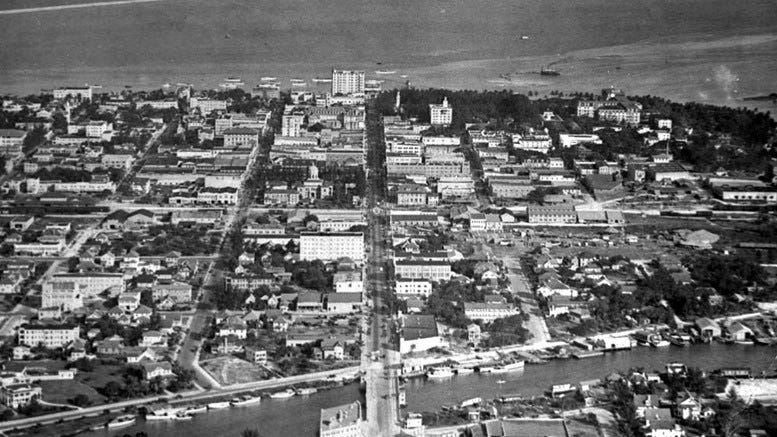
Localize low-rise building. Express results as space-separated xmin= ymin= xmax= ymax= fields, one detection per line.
xmin=320 ymin=401 xmax=363 ymax=437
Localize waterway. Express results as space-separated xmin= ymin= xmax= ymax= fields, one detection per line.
xmin=1 ymin=0 xmax=776 ymax=112
xmin=82 ymin=343 xmax=777 ymax=437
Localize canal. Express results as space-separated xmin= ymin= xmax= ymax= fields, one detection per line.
xmin=84 ymin=344 xmax=777 ymax=437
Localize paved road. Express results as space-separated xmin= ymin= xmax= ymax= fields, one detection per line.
xmin=362 ymin=104 xmax=401 ymax=437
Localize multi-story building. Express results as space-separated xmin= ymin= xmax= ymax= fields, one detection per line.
xmin=197 ymin=187 xmax=238 ymax=205
xmin=320 ymin=401 xmax=363 ymax=437
xmin=41 ymin=281 xmax=84 ymax=312
xmin=513 ymin=133 xmax=552 ymax=154
xmin=387 ymin=161 xmax=469 ymax=178
xmin=85 ymin=120 xmax=110 ymax=138
xmin=152 ymin=281 xmax=193 ymax=303
xmin=559 ymin=133 xmax=602 ymax=148
xmin=300 ymin=232 xmax=364 ymax=262
xmin=0 ymin=129 xmax=27 ymax=156
xmin=527 ymin=204 xmax=577 ymax=224
xmin=396 ymin=184 xmax=431 ymax=206
xmin=264 ymin=189 xmax=301 ymax=206
xmin=18 ymin=324 xmax=80 ymax=348
xmin=223 ymin=127 xmax=260 ymax=147
xmin=50 ymin=273 xmax=125 ymax=298
xmin=0 ymin=384 xmax=42 ymax=409
xmin=395 ymin=278 xmax=432 ymax=297
xmin=463 ymin=302 xmax=519 ymax=323
xmin=331 ymin=70 xmax=365 ymax=95
xmin=394 ymin=259 xmax=452 ymax=281
xmin=422 ymin=135 xmax=460 ymax=146
xmin=400 ymin=315 xmax=442 ymax=354
xmin=190 ymin=97 xmax=227 ymax=114
xmin=53 ymin=86 xmax=92 ymax=101
xmin=429 ymin=97 xmax=453 ymax=126
xmin=437 ymin=177 xmax=475 ymax=198
xmin=101 ymin=154 xmax=134 ymax=170
xmin=281 ymin=112 xmax=304 ymax=137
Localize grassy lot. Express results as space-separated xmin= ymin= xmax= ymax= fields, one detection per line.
xmin=201 ymin=356 xmax=271 ymax=385
xmin=75 ymin=364 xmax=125 ymax=391
xmin=38 ymin=380 xmax=105 ymax=405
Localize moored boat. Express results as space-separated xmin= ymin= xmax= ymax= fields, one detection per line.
xmin=145 ymin=406 xmax=181 ymax=420
xmin=270 ymin=389 xmax=296 ymax=399
xmin=107 ymin=415 xmax=136 ymax=429
xmin=297 ymin=387 xmax=318 ymax=395
xmin=426 ymin=367 xmax=455 ymax=379
xmin=174 ymin=412 xmax=193 ymax=421
xmin=491 ymin=361 xmax=525 ymax=373
xmin=455 ymin=367 xmax=474 ymax=375
xmin=231 ymin=395 xmax=262 ymax=407
xmin=478 ymin=366 xmax=495 ymax=373
xmin=184 ymin=405 xmax=207 ymax=415
xmin=260 ymin=76 xmax=277 ymax=81
xmin=375 ymin=70 xmax=396 ymax=74
xmin=207 ymin=401 xmax=231 ymax=410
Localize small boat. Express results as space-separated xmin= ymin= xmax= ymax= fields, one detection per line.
xmin=231 ymin=395 xmax=262 ymax=407
xmin=375 ymin=70 xmax=396 ymax=75
xmin=260 ymin=77 xmax=277 ymax=81
xmin=270 ymin=389 xmax=296 ymax=399
xmin=455 ymin=367 xmax=475 ymax=375
xmin=297 ymin=387 xmax=318 ymax=395
xmin=520 ymin=35 xmax=529 ymax=40
xmin=426 ymin=367 xmax=455 ymax=379
xmin=754 ymin=337 xmax=777 ymax=345
xmin=207 ymin=401 xmax=231 ymax=410
xmin=184 ymin=405 xmax=207 ymax=415
xmin=400 ymin=75 xmax=408 ymax=78
xmin=291 ymin=82 xmax=307 ymax=87
xmin=107 ymin=415 xmax=136 ymax=429
xmin=540 ymin=66 xmax=560 ymax=76
xmin=496 ymin=380 xmax=506 ymax=384
xmin=290 ymin=78 xmax=305 ymax=83
xmin=650 ymin=339 xmax=671 ymax=348
xmin=478 ymin=366 xmax=495 ymax=373
xmin=146 ymin=408 xmax=179 ymax=420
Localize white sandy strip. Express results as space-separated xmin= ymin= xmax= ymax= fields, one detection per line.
xmin=0 ymin=0 xmax=164 ymax=15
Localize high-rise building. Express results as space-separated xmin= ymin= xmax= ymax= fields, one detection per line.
xmin=429 ymin=97 xmax=453 ymax=126
xmin=331 ymin=70 xmax=365 ymax=95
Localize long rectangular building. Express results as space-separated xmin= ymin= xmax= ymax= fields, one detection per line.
xmin=300 ymin=232 xmax=364 ymax=262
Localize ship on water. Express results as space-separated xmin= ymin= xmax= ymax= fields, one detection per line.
xmin=540 ymin=65 xmax=560 ymax=76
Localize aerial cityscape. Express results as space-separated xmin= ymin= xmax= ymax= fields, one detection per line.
xmin=1 ymin=1 xmax=777 ymax=437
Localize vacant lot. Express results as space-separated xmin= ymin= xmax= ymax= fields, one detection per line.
xmin=39 ymin=380 xmax=105 ymax=406
xmin=201 ymin=356 xmax=271 ymax=386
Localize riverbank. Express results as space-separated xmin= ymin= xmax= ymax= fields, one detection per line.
xmin=0 ymin=365 xmax=360 ymax=435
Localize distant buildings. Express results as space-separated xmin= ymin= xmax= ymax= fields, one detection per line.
xmin=53 ymin=86 xmax=92 ymax=101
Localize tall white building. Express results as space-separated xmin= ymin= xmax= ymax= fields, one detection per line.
xmin=300 ymin=232 xmax=364 ymax=262
xmin=331 ymin=70 xmax=365 ymax=95
xmin=429 ymin=97 xmax=453 ymax=126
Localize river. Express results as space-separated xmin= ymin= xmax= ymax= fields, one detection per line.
xmin=81 ymin=343 xmax=776 ymax=437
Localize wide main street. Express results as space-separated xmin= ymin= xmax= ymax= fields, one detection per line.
xmin=363 ymin=103 xmax=401 ymax=436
